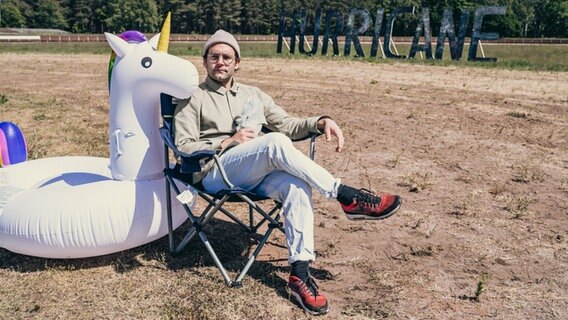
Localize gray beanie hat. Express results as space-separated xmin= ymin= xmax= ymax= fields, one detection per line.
xmin=203 ymin=29 xmax=241 ymax=58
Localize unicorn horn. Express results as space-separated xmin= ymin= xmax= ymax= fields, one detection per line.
xmin=157 ymin=12 xmax=171 ymax=52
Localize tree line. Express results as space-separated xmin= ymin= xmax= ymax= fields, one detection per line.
xmin=1 ymin=0 xmax=566 ymax=38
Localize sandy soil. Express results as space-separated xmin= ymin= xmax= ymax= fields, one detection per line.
xmin=1 ymin=53 xmax=567 ymax=319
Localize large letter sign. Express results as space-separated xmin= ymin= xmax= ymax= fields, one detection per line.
xmin=277 ymin=9 xmax=307 ymax=54
xmin=435 ymin=9 xmax=470 ymax=60
xmin=468 ymin=6 xmax=507 ymax=61
xmin=278 ymin=6 xmax=507 ymax=62
xmin=344 ymin=9 xmax=371 ymax=57
xmin=408 ymin=7 xmax=433 ymax=60
xmin=370 ymin=9 xmax=385 ymax=58
xmin=300 ymin=9 xmax=322 ymax=55
xmin=321 ymin=10 xmax=343 ymax=56
xmin=384 ymin=6 xmax=414 ymax=59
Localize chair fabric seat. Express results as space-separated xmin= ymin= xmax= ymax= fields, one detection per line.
xmin=166 ymin=165 xmax=272 ymax=202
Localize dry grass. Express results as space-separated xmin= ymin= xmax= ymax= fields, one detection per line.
xmin=1 ymin=53 xmax=567 ymax=319
xmin=398 ymin=172 xmax=433 ymax=192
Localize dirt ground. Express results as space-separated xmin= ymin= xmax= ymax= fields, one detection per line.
xmin=1 ymin=53 xmax=567 ymax=319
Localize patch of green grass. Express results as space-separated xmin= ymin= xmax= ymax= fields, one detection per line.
xmin=480 ymin=44 xmax=568 ymax=71
xmin=506 ymin=111 xmax=529 ymax=119
xmin=459 ymin=272 xmax=490 ymax=302
xmin=398 ymin=171 xmax=433 ymax=192
xmin=363 ymin=43 xmax=568 ymax=72
xmin=474 ymin=272 xmax=490 ymax=302
xmin=1 ymin=41 xmax=567 ymax=72
xmin=504 ymin=195 xmax=536 ymax=219
xmin=0 ymin=42 xmax=111 ymax=54
xmin=512 ymin=164 xmax=546 ymax=183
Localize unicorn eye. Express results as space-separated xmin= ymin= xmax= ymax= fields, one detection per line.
xmin=141 ymin=57 xmax=152 ymax=68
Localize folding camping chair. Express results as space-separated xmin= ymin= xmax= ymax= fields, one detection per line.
xmin=160 ymin=94 xmax=319 ymax=287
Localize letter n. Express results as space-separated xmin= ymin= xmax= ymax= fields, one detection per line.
xmin=435 ymin=9 xmax=470 ymax=60
xmin=409 ymin=7 xmax=433 ymax=59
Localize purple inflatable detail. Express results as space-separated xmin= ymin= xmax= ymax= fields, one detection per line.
xmin=0 ymin=121 xmax=27 ymax=166
xmin=119 ymin=30 xmax=148 ymax=43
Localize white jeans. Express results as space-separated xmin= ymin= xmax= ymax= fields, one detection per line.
xmin=202 ymin=132 xmax=341 ymax=263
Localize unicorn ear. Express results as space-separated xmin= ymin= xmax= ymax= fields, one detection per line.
xmin=149 ymin=33 xmax=160 ymax=50
xmin=105 ymin=32 xmax=132 ymax=58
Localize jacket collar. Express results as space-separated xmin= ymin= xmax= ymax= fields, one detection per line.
xmin=205 ymin=76 xmax=240 ymax=95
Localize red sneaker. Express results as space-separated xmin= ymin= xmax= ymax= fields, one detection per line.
xmin=288 ymin=275 xmax=329 ymax=315
xmin=341 ymin=188 xmax=401 ymax=220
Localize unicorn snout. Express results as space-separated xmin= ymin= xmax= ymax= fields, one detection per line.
xmin=185 ymin=84 xmax=199 ymax=99
xmin=172 ymin=65 xmax=200 ymax=99
xmin=167 ymin=81 xmax=198 ymax=100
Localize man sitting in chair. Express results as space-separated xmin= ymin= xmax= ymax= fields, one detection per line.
xmin=174 ymin=30 xmax=402 ymax=315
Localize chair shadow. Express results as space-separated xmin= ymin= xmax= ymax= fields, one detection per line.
xmin=164 ymin=217 xmax=333 ymax=300
xmin=0 ymin=216 xmax=332 ymax=301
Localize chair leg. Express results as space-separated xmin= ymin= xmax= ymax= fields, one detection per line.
xmin=199 ymin=192 xmax=253 ymax=233
xmin=198 ymin=231 xmax=234 ymax=286
xmin=174 ymin=204 xmax=215 ymax=254
xmin=252 ymin=203 xmax=284 ymax=233
xmin=165 ymin=175 xmax=224 ymax=254
xmin=165 ymin=175 xmax=175 ymax=253
xmin=169 ymin=190 xmax=236 ymax=285
xmin=249 ymin=204 xmax=254 ymax=231
xmin=174 ymin=196 xmax=230 ymax=254
xmin=165 ymin=174 xmax=285 ymax=287
xmin=238 ymin=195 xmax=285 ymax=234
xmin=233 ymin=213 xmax=281 ymax=287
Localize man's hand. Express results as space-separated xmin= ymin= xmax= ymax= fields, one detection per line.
xmin=317 ymin=118 xmax=345 ymax=152
xmin=221 ymin=127 xmax=256 ymax=149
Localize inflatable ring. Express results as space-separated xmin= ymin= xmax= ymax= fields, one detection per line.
xmin=0 ymin=15 xmax=200 ymax=258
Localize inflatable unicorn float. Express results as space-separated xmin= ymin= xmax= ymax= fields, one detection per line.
xmin=0 ymin=14 xmax=199 ymax=258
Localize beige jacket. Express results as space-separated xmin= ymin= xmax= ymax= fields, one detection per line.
xmin=174 ymin=76 xmax=326 ymax=183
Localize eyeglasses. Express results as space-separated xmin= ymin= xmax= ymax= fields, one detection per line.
xmin=207 ymin=53 xmax=236 ymax=65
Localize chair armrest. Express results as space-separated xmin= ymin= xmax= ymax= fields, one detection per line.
xmin=160 ymin=126 xmax=217 ymax=173
xmin=260 ymin=127 xmax=322 ymax=160
xmin=260 ymin=127 xmax=321 ymax=142
xmin=179 ymin=150 xmax=217 ymax=174
xmin=211 ymin=154 xmax=235 ymax=190
xmin=307 ymin=133 xmax=319 ymax=161
xmin=290 ymin=131 xmax=322 ymax=143
xmin=293 ymin=132 xmax=322 ymax=161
